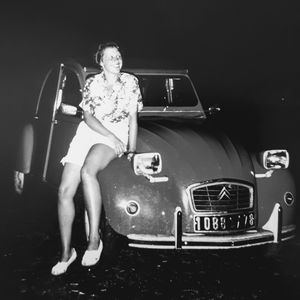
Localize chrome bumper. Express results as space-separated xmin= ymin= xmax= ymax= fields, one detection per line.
xmin=127 ymin=203 xmax=296 ymax=250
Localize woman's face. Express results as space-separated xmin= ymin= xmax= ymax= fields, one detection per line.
xmin=100 ymin=47 xmax=123 ymax=75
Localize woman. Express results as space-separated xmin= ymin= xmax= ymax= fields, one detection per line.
xmin=51 ymin=42 xmax=143 ymax=276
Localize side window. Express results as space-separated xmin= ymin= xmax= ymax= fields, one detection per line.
xmin=37 ymin=67 xmax=59 ymax=120
xmin=61 ymin=69 xmax=82 ymax=107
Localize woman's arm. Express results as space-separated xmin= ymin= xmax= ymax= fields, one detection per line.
xmin=83 ymin=111 xmax=113 ymax=137
xmin=83 ymin=111 xmax=126 ymax=155
xmin=127 ymin=111 xmax=138 ymax=160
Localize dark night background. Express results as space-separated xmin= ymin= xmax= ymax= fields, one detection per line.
xmin=0 ymin=0 xmax=300 ymax=299
xmin=1 ymin=0 xmax=300 ymax=175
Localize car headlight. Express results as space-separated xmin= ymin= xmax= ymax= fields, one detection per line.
xmin=262 ymin=149 xmax=289 ymax=169
xmin=133 ymin=153 xmax=162 ymax=176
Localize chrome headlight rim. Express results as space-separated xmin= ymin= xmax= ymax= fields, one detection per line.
xmin=262 ymin=149 xmax=289 ymax=170
xmin=133 ymin=152 xmax=162 ymax=176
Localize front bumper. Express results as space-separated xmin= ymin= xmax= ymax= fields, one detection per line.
xmin=127 ymin=203 xmax=296 ymax=249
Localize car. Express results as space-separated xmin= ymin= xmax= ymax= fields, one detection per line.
xmin=14 ymin=59 xmax=296 ymax=250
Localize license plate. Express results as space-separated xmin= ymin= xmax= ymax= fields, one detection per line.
xmin=193 ymin=213 xmax=255 ymax=232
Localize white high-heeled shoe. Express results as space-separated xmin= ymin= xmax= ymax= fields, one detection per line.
xmin=51 ymin=248 xmax=77 ymax=276
xmin=81 ymin=240 xmax=103 ymax=267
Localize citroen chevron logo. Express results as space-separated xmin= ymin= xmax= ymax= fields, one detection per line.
xmin=218 ymin=187 xmax=231 ymax=200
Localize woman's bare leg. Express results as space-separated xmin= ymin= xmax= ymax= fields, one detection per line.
xmin=81 ymin=144 xmax=117 ymax=250
xmin=57 ymin=163 xmax=81 ymax=261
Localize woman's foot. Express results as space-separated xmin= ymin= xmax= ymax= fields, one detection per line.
xmin=51 ymin=248 xmax=77 ymax=276
xmin=81 ymin=239 xmax=103 ymax=266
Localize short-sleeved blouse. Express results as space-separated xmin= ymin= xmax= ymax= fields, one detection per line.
xmin=60 ymin=72 xmax=143 ymax=166
xmin=80 ymin=72 xmax=143 ymax=123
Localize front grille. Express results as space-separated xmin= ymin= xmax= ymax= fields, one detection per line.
xmin=189 ymin=182 xmax=253 ymax=212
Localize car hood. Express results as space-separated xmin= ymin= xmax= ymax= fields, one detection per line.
xmin=138 ymin=119 xmax=255 ymax=186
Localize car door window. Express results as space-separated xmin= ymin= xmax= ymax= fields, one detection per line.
xmin=60 ymin=68 xmax=82 ymax=107
xmin=36 ymin=67 xmax=60 ymax=121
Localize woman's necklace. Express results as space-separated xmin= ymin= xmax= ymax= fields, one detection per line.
xmin=103 ymin=72 xmax=120 ymax=99
xmin=104 ymin=84 xmax=114 ymax=98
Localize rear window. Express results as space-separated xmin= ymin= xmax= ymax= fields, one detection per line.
xmin=137 ymin=75 xmax=198 ymax=107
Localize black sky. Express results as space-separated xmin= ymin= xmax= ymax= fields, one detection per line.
xmin=1 ymin=0 xmax=300 ymax=166
xmin=2 ymin=1 xmax=299 ymax=82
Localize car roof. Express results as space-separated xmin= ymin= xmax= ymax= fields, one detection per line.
xmin=83 ymin=67 xmax=189 ymax=77
xmin=123 ymin=69 xmax=189 ymax=76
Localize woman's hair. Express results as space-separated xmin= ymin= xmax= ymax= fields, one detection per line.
xmin=94 ymin=41 xmax=120 ymax=66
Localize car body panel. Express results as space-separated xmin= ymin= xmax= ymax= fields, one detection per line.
xmin=15 ymin=59 xmax=296 ymax=250
xmin=251 ymin=154 xmax=296 ymax=227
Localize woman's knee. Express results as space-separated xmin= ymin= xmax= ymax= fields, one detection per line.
xmin=83 ymin=145 xmax=116 ymax=174
xmin=81 ymin=164 xmax=98 ymax=182
xmin=58 ymin=184 xmax=75 ymax=204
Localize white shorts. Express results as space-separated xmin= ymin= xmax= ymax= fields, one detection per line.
xmin=61 ymin=121 xmax=129 ymax=167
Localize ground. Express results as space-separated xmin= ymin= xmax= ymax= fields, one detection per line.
xmin=0 ymin=170 xmax=299 ymax=300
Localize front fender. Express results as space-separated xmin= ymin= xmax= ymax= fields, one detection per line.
xmin=251 ymin=154 xmax=296 ymax=227
xmin=98 ymin=156 xmax=179 ymax=236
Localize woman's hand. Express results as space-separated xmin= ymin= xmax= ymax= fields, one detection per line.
xmin=126 ymin=152 xmax=135 ymax=161
xmin=109 ymin=134 xmax=126 ymax=156
xmin=83 ymin=112 xmax=127 ymax=156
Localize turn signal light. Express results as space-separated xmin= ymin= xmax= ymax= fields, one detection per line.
xmin=126 ymin=201 xmax=140 ymax=215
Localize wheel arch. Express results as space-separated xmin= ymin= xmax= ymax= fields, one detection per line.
xmin=15 ymin=123 xmax=34 ymax=174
